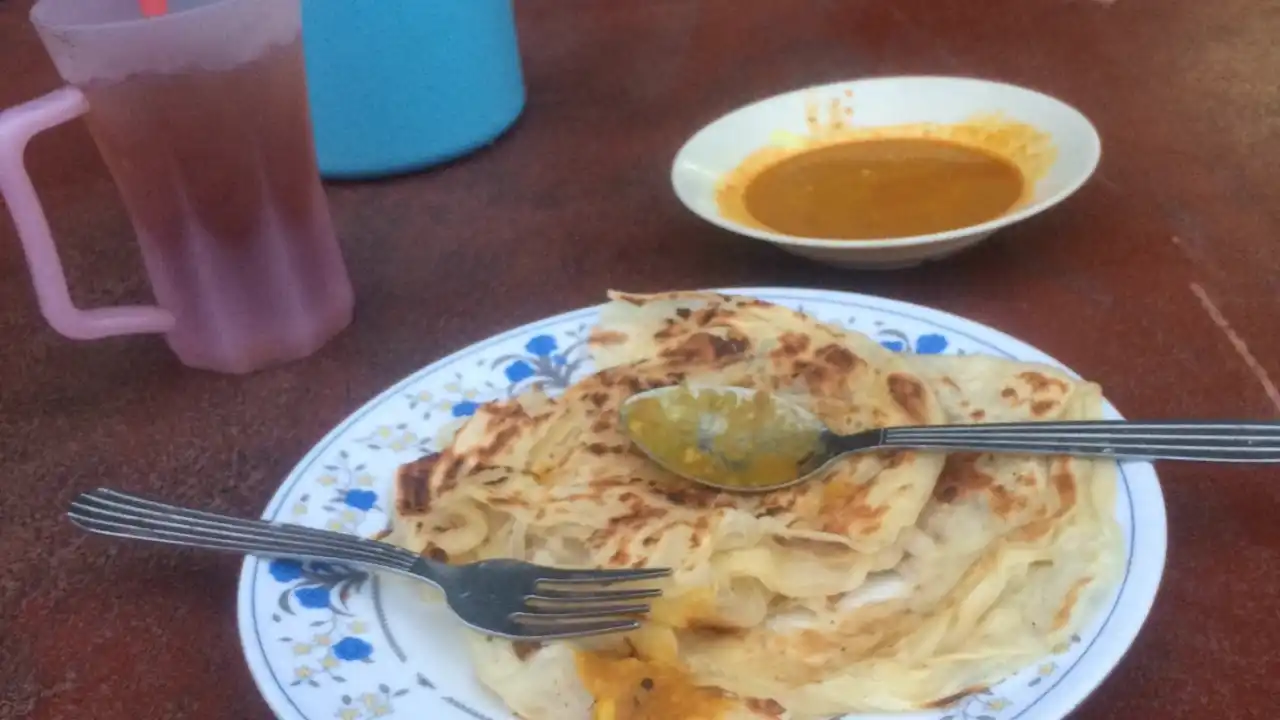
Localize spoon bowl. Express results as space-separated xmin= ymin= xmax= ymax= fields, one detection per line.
xmin=619 ymin=384 xmax=859 ymax=493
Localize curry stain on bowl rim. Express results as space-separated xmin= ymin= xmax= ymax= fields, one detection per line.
xmin=670 ymin=76 xmax=1102 ymax=269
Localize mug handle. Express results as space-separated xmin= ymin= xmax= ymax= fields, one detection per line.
xmin=0 ymin=86 xmax=175 ymax=340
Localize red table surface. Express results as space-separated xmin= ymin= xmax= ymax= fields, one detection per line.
xmin=3 ymin=0 xmax=1279 ymax=717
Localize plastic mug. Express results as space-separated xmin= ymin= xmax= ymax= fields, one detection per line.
xmin=0 ymin=0 xmax=354 ymax=374
xmin=301 ymin=0 xmax=526 ymax=179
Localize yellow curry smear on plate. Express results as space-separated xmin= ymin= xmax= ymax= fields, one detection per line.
xmin=716 ymin=105 xmax=1056 ymax=241
xmin=576 ymin=651 xmax=734 ymax=720
xmin=625 ymin=386 xmax=821 ymax=489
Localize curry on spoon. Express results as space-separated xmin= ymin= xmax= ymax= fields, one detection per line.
xmin=620 ymin=385 xmax=1280 ymax=493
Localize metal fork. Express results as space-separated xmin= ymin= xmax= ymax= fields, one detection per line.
xmin=68 ymin=489 xmax=670 ymax=641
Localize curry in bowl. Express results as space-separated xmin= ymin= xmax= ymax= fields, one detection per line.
xmin=715 ymin=111 xmax=1056 ymax=242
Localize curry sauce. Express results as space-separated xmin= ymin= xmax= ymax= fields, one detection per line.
xmin=739 ymin=137 xmax=1024 ymax=240
xmin=576 ymin=651 xmax=734 ymax=720
xmin=624 ymin=386 xmax=821 ymax=489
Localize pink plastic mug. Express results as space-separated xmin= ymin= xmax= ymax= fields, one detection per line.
xmin=0 ymin=0 xmax=354 ymax=374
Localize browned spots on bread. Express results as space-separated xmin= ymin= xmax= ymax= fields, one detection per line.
xmin=1051 ymin=466 xmax=1078 ymax=514
xmin=654 ymin=319 xmax=681 ymax=341
xmin=396 ymin=453 xmax=439 ymax=515
xmin=818 ymin=476 xmax=889 ymax=535
xmin=815 ymin=343 xmax=862 ymax=372
xmin=923 ymin=686 xmax=988 ymax=709
xmin=1031 ymin=399 xmax=1059 ymax=417
xmin=1010 ymin=518 xmax=1054 ymax=542
xmin=888 ymin=373 xmax=931 ymax=425
xmin=512 ymin=641 xmax=543 ymax=661
xmin=933 ymin=453 xmax=993 ymax=503
xmin=877 ymin=450 xmax=909 ymax=469
xmin=692 ymin=306 xmax=721 ymax=327
xmin=659 ymin=331 xmax=751 ymax=364
xmin=590 ymin=329 xmax=628 ymax=346
xmin=1052 ymin=578 xmax=1091 ymax=630
xmin=1018 ymin=371 xmax=1069 ymax=394
xmin=771 ymin=332 xmax=811 ymax=358
xmin=988 ymin=485 xmax=1028 ymax=519
xmin=585 ymin=442 xmax=630 ymax=455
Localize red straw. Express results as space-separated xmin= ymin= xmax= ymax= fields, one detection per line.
xmin=138 ymin=0 xmax=168 ymax=17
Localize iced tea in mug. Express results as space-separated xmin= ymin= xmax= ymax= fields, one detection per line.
xmin=0 ymin=0 xmax=354 ymax=374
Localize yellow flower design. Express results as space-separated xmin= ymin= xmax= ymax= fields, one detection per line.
xmin=294 ymin=666 xmax=313 ymax=680
xmin=340 ymin=509 xmax=359 ymax=523
xmin=463 ymin=389 xmax=479 ymax=400
xmin=291 ymin=502 xmax=308 ymax=517
xmin=415 ymin=390 xmax=434 ymax=402
xmin=444 ymin=381 xmax=462 ymax=393
xmin=317 ymin=475 xmax=337 ymax=487
xmin=313 ymin=634 xmax=332 ymax=646
xmin=356 ymin=474 xmax=375 ymax=487
xmin=376 ymin=426 xmax=393 ymax=438
xmin=320 ymin=654 xmax=340 ymax=670
xmin=986 ymin=698 xmax=1010 ymax=711
xmin=1038 ymin=662 xmax=1056 ymax=676
xmin=337 ymin=708 xmax=361 ymax=720
xmin=292 ymin=643 xmax=312 ymax=656
xmin=388 ymin=432 xmax=418 ymax=452
xmin=371 ymin=706 xmax=391 ymax=718
xmin=360 ymin=693 xmax=382 ymax=710
xmin=326 ymin=519 xmax=346 ymax=531
xmin=348 ymin=620 xmax=368 ymax=634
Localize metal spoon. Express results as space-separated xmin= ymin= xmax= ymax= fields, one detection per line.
xmin=619 ymin=385 xmax=1280 ymax=493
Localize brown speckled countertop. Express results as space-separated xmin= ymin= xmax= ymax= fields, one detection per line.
xmin=4 ymin=0 xmax=1280 ymax=717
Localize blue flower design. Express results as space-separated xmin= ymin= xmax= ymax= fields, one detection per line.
xmin=914 ymin=334 xmax=949 ymax=354
xmin=332 ymin=637 xmax=374 ymax=662
xmin=343 ymin=489 xmax=377 ymax=511
xmin=525 ymin=335 xmax=558 ymax=357
xmin=504 ymin=360 xmax=536 ymax=383
xmin=451 ymin=401 xmax=479 ymax=417
xmin=553 ymin=353 xmax=567 ymax=367
xmin=295 ymin=586 xmax=331 ymax=609
xmin=880 ymin=340 xmax=906 ymax=353
xmin=268 ymin=558 xmax=304 ymax=583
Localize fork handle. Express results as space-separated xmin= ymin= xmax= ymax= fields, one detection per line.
xmin=67 ymin=488 xmax=433 ymax=579
xmin=880 ymin=420 xmax=1280 ymax=462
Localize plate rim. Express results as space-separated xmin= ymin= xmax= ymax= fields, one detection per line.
xmin=237 ymin=286 xmax=1167 ymax=720
xmin=669 ymin=75 xmax=1103 ymax=250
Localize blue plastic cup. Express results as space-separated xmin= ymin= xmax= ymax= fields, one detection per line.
xmin=301 ymin=0 xmax=526 ymax=179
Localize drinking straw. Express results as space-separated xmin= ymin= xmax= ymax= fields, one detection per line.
xmin=138 ymin=0 xmax=168 ymax=17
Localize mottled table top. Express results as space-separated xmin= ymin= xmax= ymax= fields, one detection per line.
xmin=3 ymin=0 xmax=1279 ymax=717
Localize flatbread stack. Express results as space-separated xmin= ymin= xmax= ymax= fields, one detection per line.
xmin=385 ymin=291 xmax=1123 ymax=720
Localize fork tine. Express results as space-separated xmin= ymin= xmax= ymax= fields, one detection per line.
xmin=510 ymin=618 xmax=642 ymax=640
xmin=512 ymin=603 xmax=650 ymax=621
xmin=533 ymin=566 xmax=672 ymax=585
xmin=526 ymin=587 xmax=662 ymax=604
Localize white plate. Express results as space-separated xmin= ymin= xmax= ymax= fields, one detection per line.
xmin=671 ymin=77 xmax=1102 ymax=269
xmin=237 ymin=288 xmax=1165 ymax=720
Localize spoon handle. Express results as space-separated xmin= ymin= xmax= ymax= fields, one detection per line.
xmin=878 ymin=420 xmax=1280 ymax=462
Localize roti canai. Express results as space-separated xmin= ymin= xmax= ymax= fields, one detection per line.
xmin=384 ymin=291 xmax=1123 ymax=719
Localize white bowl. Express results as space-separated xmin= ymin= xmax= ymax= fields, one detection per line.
xmin=671 ymin=76 xmax=1101 ymax=269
